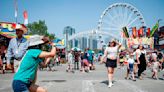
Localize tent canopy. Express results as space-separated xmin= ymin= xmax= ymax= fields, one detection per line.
xmin=0 ymin=22 xmax=30 ymax=39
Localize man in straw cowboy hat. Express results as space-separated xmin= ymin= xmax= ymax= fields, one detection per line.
xmin=6 ymin=23 xmax=29 ymax=72
xmin=12 ymin=35 xmax=56 ymax=92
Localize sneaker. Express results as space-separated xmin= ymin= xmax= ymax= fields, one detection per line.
xmin=108 ymin=83 xmax=114 ymax=88
xmin=125 ymin=77 xmax=128 ymax=80
xmin=139 ymin=76 xmax=143 ymax=80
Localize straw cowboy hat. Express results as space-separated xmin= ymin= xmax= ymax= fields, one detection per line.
xmin=28 ymin=35 xmax=50 ymax=47
xmin=15 ymin=24 xmax=28 ymax=34
xmin=111 ymin=39 xmax=117 ymax=43
xmin=28 ymin=35 xmax=44 ymax=47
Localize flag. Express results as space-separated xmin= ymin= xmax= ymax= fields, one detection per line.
xmin=139 ymin=27 xmax=144 ymax=37
xmin=14 ymin=0 xmax=18 ymax=18
xmin=150 ymin=22 xmax=159 ymax=37
xmin=138 ymin=29 xmax=140 ymax=37
xmin=132 ymin=27 xmax=137 ymax=38
xmin=122 ymin=27 xmax=129 ymax=38
xmin=23 ymin=10 xmax=28 ymax=25
xmin=146 ymin=28 xmax=150 ymax=37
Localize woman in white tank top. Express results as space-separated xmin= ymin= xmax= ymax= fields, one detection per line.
xmin=101 ymin=40 xmax=121 ymax=88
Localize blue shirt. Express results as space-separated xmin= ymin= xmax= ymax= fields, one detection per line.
xmin=13 ymin=49 xmax=43 ymax=84
xmin=7 ymin=37 xmax=28 ymax=60
xmin=83 ymin=52 xmax=88 ymax=59
xmin=87 ymin=50 xmax=93 ymax=61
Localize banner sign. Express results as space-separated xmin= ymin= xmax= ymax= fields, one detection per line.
xmin=127 ymin=37 xmax=154 ymax=49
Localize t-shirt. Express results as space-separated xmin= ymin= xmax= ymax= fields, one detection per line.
xmin=13 ymin=49 xmax=43 ymax=84
xmin=87 ymin=50 xmax=93 ymax=61
xmin=105 ymin=46 xmax=118 ymax=59
xmin=83 ymin=52 xmax=88 ymax=59
xmin=74 ymin=52 xmax=79 ymax=61
xmin=152 ymin=53 xmax=157 ymax=59
xmin=127 ymin=58 xmax=134 ymax=64
xmin=152 ymin=62 xmax=159 ymax=69
xmin=68 ymin=53 xmax=73 ymax=62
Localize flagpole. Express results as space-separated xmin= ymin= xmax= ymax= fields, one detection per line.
xmin=14 ymin=0 xmax=18 ymax=23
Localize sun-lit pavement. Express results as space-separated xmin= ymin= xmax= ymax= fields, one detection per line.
xmin=0 ymin=63 xmax=164 ymax=92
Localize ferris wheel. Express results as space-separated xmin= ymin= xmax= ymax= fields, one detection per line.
xmin=98 ymin=3 xmax=146 ymax=39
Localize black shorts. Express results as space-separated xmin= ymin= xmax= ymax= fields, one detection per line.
xmin=162 ymin=62 xmax=164 ymax=69
xmin=106 ymin=58 xmax=117 ymax=68
xmin=120 ymin=62 xmax=123 ymax=64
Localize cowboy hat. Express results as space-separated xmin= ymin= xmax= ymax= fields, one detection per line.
xmin=15 ymin=24 xmax=28 ymax=34
xmin=111 ymin=39 xmax=116 ymax=42
xmin=28 ymin=35 xmax=44 ymax=47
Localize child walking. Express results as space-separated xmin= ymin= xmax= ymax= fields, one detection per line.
xmin=151 ymin=57 xmax=161 ymax=80
xmin=126 ymin=53 xmax=136 ymax=81
xmin=66 ymin=50 xmax=74 ymax=73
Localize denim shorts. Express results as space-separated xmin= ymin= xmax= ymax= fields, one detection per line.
xmin=129 ymin=63 xmax=134 ymax=73
xmin=12 ymin=80 xmax=31 ymax=92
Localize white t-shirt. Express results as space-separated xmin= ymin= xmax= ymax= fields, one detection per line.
xmin=152 ymin=53 xmax=157 ymax=59
xmin=127 ymin=58 xmax=135 ymax=64
xmin=68 ymin=53 xmax=73 ymax=62
xmin=105 ymin=46 xmax=118 ymax=59
xmin=55 ymin=58 xmax=58 ymax=62
xmin=152 ymin=61 xmax=159 ymax=70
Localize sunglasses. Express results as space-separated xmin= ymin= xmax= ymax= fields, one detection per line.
xmin=16 ymin=29 xmax=23 ymax=31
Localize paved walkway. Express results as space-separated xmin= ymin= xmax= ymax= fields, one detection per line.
xmin=0 ymin=63 xmax=164 ymax=92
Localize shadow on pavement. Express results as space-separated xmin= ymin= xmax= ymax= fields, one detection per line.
xmin=101 ymin=80 xmax=117 ymax=85
xmin=100 ymin=80 xmax=108 ymax=85
xmin=146 ymin=77 xmax=164 ymax=80
xmin=40 ymin=80 xmax=66 ymax=83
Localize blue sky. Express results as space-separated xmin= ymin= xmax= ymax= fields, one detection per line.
xmin=0 ymin=0 xmax=164 ymax=38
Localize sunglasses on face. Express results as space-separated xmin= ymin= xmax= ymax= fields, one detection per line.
xmin=16 ymin=29 xmax=23 ymax=32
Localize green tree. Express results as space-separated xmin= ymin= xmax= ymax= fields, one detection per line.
xmin=27 ymin=20 xmax=55 ymax=40
xmin=48 ymin=33 xmax=56 ymax=41
xmin=27 ymin=20 xmax=48 ymax=35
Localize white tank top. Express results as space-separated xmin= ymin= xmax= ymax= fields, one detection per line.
xmin=105 ymin=46 xmax=118 ymax=59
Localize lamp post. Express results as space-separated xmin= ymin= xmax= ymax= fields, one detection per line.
xmin=65 ymin=30 xmax=68 ymax=61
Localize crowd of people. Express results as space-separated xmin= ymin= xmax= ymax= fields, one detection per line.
xmin=66 ymin=48 xmax=96 ymax=73
xmin=0 ymin=24 xmax=164 ymax=91
xmin=100 ymin=39 xmax=164 ymax=88
xmin=121 ymin=46 xmax=164 ymax=81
